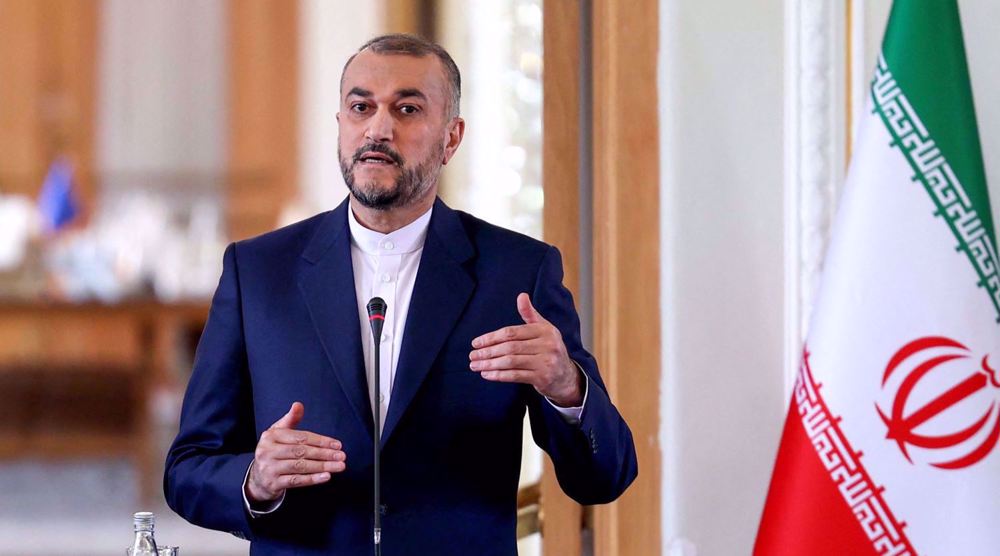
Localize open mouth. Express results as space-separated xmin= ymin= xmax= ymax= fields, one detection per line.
xmin=357 ymin=152 xmax=398 ymax=165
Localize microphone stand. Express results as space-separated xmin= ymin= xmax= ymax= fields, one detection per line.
xmin=366 ymin=298 xmax=387 ymax=556
xmin=373 ymin=332 xmax=382 ymax=556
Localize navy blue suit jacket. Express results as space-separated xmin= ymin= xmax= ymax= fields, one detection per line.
xmin=164 ymin=197 xmax=637 ymax=555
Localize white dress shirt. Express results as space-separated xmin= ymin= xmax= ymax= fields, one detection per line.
xmin=348 ymin=203 xmax=432 ymax=433
xmin=245 ymin=203 xmax=587 ymax=515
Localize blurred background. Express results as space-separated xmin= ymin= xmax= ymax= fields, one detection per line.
xmin=0 ymin=0 xmax=997 ymax=555
xmin=0 ymin=0 xmax=546 ymax=553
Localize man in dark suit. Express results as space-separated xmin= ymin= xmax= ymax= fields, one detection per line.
xmin=164 ymin=34 xmax=637 ymax=555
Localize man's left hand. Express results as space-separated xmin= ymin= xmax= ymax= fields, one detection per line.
xmin=470 ymin=293 xmax=583 ymax=407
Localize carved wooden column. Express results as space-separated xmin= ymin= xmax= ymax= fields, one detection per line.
xmin=590 ymin=0 xmax=661 ymax=554
xmin=385 ymin=0 xmax=435 ymax=37
xmin=541 ymin=1 xmax=585 ymax=553
xmin=227 ymin=0 xmax=300 ymax=240
xmin=0 ymin=0 xmax=96 ymax=210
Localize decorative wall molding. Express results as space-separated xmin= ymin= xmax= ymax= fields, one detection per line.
xmin=783 ymin=0 xmax=849 ymax=396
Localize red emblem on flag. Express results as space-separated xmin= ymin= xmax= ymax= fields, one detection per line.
xmin=876 ymin=336 xmax=1000 ymax=470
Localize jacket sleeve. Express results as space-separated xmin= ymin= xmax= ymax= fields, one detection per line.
xmin=525 ymin=245 xmax=639 ymax=505
xmin=163 ymin=242 xmax=259 ymax=540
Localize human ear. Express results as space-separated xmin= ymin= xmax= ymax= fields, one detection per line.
xmin=442 ymin=117 xmax=465 ymax=165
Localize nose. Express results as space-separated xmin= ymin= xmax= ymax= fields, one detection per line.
xmin=364 ymin=106 xmax=394 ymax=143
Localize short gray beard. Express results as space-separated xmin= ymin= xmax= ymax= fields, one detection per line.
xmin=339 ymin=145 xmax=442 ymax=211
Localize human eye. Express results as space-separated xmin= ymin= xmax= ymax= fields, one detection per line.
xmin=351 ymin=102 xmax=370 ymax=113
xmin=399 ymin=104 xmax=421 ymax=115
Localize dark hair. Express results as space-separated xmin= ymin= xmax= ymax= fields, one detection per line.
xmin=341 ymin=33 xmax=462 ymax=117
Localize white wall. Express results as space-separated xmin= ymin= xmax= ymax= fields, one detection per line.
xmin=297 ymin=0 xmax=384 ymax=215
xmin=964 ymin=1 xmax=1000 ymax=218
xmin=97 ymin=0 xmax=225 ymax=174
xmin=658 ymin=1 xmax=786 ymax=555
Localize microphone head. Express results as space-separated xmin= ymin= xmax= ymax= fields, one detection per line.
xmin=366 ymin=297 xmax=387 ymax=337
xmin=366 ymin=297 xmax=387 ymax=318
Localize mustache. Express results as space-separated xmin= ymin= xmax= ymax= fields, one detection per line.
xmin=352 ymin=143 xmax=404 ymax=166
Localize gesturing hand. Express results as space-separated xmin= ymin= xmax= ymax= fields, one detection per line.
xmin=245 ymin=402 xmax=347 ymax=503
xmin=469 ymin=293 xmax=583 ymax=407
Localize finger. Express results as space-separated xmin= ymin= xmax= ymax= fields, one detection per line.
xmin=270 ymin=401 xmax=305 ymax=430
xmin=469 ymin=338 xmax=544 ymax=361
xmin=472 ymin=324 xmax=536 ymax=349
xmin=479 ymin=370 xmax=535 ymax=384
xmin=470 ymin=354 xmax=537 ymax=372
xmin=277 ymin=471 xmax=337 ymax=490
xmin=274 ymin=444 xmax=347 ymax=462
xmin=276 ymin=458 xmax=346 ymax=476
xmin=267 ymin=428 xmax=342 ymax=450
xmin=516 ymin=293 xmax=546 ymax=325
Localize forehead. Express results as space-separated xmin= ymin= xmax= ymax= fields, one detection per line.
xmin=341 ymin=50 xmax=448 ymax=101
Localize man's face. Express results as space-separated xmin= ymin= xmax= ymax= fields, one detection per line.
xmin=338 ymin=50 xmax=463 ymax=211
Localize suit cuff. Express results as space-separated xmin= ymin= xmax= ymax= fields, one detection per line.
xmin=545 ymin=361 xmax=589 ymax=425
xmin=243 ymin=460 xmax=285 ymax=517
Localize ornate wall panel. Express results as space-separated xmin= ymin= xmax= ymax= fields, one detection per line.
xmin=783 ymin=0 xmax=849 ymax=395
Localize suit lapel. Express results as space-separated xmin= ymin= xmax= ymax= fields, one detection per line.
xmin=298 ymin=200 xmax=374 ymax=441
xmin=382 ymin=199 xmax=475 ymax=446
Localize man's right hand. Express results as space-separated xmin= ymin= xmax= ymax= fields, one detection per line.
xmin=246 ymin=402 xmax=347 ymax=503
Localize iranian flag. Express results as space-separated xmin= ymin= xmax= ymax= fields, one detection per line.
xmin=755 ymin=2 xmax=1000 ymax=555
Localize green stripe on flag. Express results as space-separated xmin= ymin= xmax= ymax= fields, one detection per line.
xmin=870 ymin=0 xmax=1000 ymax=321
xmin=881 ymin=0 xmax=994 ymax=241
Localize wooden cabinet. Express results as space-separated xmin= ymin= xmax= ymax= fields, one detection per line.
xmin=0 ymin=302 xmax=208 ymax=503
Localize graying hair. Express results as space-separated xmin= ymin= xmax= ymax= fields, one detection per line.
xmin=341 ymin=33 xmax=462 ymax=117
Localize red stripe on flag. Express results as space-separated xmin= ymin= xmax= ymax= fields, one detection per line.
xmin=755 ymin=347 xmax=917 ymax=556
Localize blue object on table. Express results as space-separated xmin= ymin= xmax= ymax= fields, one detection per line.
xmin=37 ymin=157 xmax=79 ymax=232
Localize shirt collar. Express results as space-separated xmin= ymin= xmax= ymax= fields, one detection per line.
xmin=347 ymin=202 xmax=433 ymax=255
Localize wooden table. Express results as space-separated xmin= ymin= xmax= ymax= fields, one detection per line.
xmin=0 ymin=300 xmax=209 ymax=503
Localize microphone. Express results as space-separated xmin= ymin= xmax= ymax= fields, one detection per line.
xmin=367 ymin=297 xmax=387 ymax=340
xmin=366 ymin=297 xmax=387 ymax=556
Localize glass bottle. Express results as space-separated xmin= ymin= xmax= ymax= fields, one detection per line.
xmin=129 ymin=511 xmax=159 ymax=556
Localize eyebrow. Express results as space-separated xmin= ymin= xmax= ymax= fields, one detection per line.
xmin=345 ymin=87 xmax=427 ymax=102
xmin=395 ymin=88 xmax=427 ymax=101
xmin=347 ymin=87 xmax=373 ymax=98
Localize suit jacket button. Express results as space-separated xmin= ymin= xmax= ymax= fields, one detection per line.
xmin=379 ymin=504 xmax=388 ymax=516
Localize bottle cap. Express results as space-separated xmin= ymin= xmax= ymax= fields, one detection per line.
xmin=133 ymin=511 xmax=155 ymax=531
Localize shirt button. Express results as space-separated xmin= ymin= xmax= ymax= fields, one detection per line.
xmin=379 ymin=393 xmax=385 ymax=403
xmin=383 ymin=240 xmax=394 ymax=250
xmin=381 ymin=332 xmax=389 ymax=342
xmin=381 ymin=273 xmax=392 ymax=283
